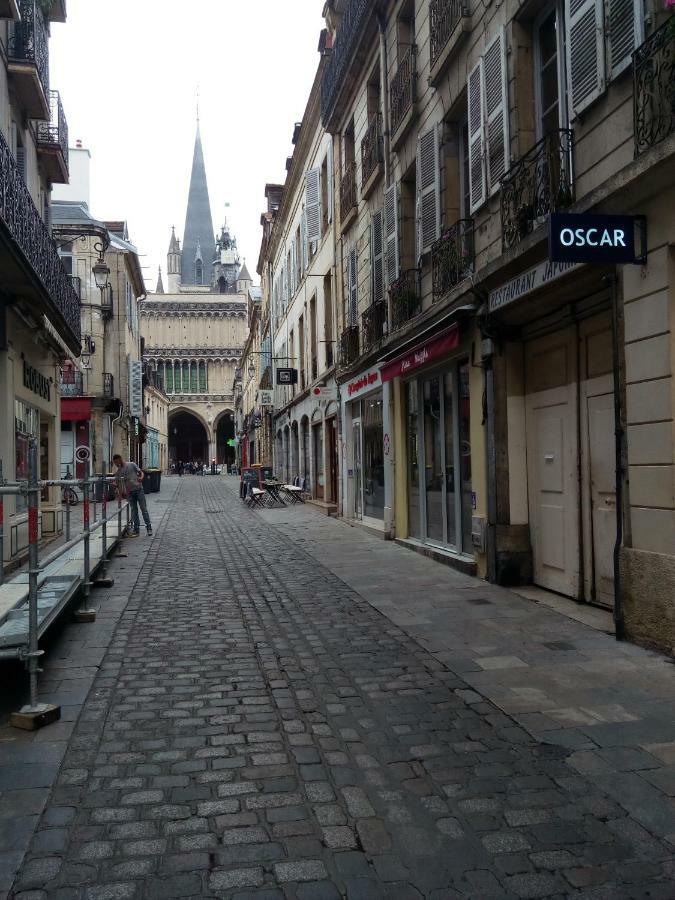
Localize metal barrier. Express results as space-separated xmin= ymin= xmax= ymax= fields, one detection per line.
xmin=0 ymin=441 xmax=128 ymax=729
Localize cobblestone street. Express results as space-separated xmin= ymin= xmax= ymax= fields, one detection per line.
xmin=6 ymin=477 xmax=675 ymax=899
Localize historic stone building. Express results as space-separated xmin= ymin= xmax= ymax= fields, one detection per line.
xmin=141 ymin=124 xmax=250 ymax=468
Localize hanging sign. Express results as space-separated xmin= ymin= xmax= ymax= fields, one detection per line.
xmin=257 ymin=389 xmax=274 ymax=407
xmin=549 ymin=213 xmax=646 ymax=264
xmin=312 ymin=386 xmax=337 ymax=400
xmin=276 ymin=368 xmax=298 ymax=386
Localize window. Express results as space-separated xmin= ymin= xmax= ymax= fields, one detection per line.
xmin=535 ymin=4 xmax=568 ymax=138
xmin=347 ymin=247 xmax=358 ymax=327
xmin=460 ymin=120 xmax=471 ymax=220
xmin=323 ymin=272 xmax=334 ymax=369
xmin=400 ymin=163 xmax=417 ymax=270
xmin=343 ymin=118 xmax=355 ymax=171
xmin=467 ymin=29 xmax=509 ymax=212
xmin=320 ymin=155 xmax=329 ymax=234
xmin=396 ymin=0 xmax=415 ymax=61
xmin=309 ymin=295 xmax=318 ymax=381
xmin=384 ymin=183 xmax=400 ymax=285
xmin=417 ymin=125 xmax=441 ymax=255
xmin=15 ymin=400 xmax=39 ymax=513
xmin=298 ymin=315 xmax=306 ymax=389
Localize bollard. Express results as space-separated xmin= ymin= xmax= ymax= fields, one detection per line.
xmin=65 ymin=494 xmax=71 ymax=542
xmin=10 ymin=440 xmax=60 ymax=731
xmin=73 ymin=465 xmax=96 ymax=623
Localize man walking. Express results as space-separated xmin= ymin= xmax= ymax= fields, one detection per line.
xmin=113 ymin=454 xmax=152 ymax=537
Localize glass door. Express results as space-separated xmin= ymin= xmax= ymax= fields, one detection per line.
xmin=353 ymin=418 xmax=363 ymax=519
xmin=423 ymin=376 xmax=444 ymax=544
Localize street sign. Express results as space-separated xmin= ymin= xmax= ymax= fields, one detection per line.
xmin=312 ymin=386 xmax=337 ymax=400
xmin=75 ymin=445 xmax=91 ymax=463
xmin=257 ymin=389 xmax=274 ymax=407
xmin=276 ymin=368 xmax=298 ymax=386
xmin=549 ymin=213 xmax=646 ymax=264
xmin=227 ymin=439 xmax=236 ymax=447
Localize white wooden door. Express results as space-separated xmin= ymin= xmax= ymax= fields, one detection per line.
xmin=526 ymin=330 xmax=579 ymax=597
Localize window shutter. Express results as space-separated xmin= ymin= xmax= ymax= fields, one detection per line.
xmin=607 ymin=0 xmax=643 ymax=79
xmin=348 ymin=248 xmax=358 ymax=327
xmin=417 ymin=126 xmax=441 ymax=256
xmin=327 ymin=139 xmax=334 ymax=224
xmin=566 ymin=0 xmax=605 ymax=117
xmin=282 ymin=264 xmax=288 ymax=309
xmin=371 ymin=209 xmax=384 ymax=305
xmin=484 ymin=29 xmax=510 ymax=194
xmin=384 ymin=182 xmax=400 ymax=287
xmin=468 ymin=59 xmax=486 ymax=213
xmin=290 ymin=240 xmax=296 ymax=296
xmin=305 ymin=167 xmax=321 ymax=243
xmin=301 ymin=208 xmax=308 ymax=271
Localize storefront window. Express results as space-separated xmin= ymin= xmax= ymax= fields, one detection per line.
xmin=459 ymin=361 xmax=473 ymax=553
xmin=313 ymin=423 xmax=324 ymax=499
xmin=15 ymin=400 xmax=39 ymax=513
xmin=444 ymin=374 xmax=456 ymax=547
xmin=424 ymin=377 xmax=444 ymax=543
xmin=406 ymin=383 xmax=420 ymax=538
xmin=363 ymin=391 xmax=384 ymax=520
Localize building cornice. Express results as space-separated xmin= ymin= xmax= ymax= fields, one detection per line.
xmin=145 ymin=348 xmax=241 ymax=359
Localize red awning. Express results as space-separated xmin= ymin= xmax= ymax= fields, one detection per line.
xmin=61 ymin=398 xmax=92 ymax=422
xmin=381 ymin=324 xmax=460 ymax=383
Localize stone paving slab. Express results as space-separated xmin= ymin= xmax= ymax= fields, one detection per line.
xmin=4 ymin=477 xmax=675 ymax=898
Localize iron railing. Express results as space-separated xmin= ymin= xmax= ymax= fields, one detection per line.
xmin=390 ymin=46 xmax=416 ymax=136
xmin=390 ymin=269 xmax=421 ymax=332
xmin=500 ymin=129 xmax=574 ymax=251
xmin=37 ymin=90 xmax=69 ymax=171
xmin=9 ymin=0 xmax=49 ymax=101
xmin=361 ymin=114 xmax=383 ymax=188
xmin=430 ymin=0 xmax=465 ymax=68
xmin=60 ymin=371 xmax=84 ymax=397
xmin=103 ymin=373 xmax=114 ymax=398
xmin=432 ymin=219 xmax=474 ymax=302
xmin=321 ymin=0 xmax=370 ymax=124
xmin=338 ymin=326 xmax=360 ymax=368
xmin=0 ymin=119 xmax=80 ymax=343
xmin=340 ymin=160 xmax=358 ymax=223
xmin=633 ymin=20 xmax=675 ymax=157
xmin=362 ymin=301 xmax=388 ymax=352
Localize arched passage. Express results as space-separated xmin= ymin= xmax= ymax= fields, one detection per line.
xmin=169 ymin=410 xmax=209 ymax=467
xmin=214 ymin=410 xmax=235 ymax=467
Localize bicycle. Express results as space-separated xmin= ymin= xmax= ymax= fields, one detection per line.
xmin=62 ymin=467 xmax=79 ymax=506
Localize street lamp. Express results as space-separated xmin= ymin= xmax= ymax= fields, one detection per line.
xmin=248 ymin=362 xmax=256 ymax=378
xmin=92 ymin=241 xmax=110 ymax=290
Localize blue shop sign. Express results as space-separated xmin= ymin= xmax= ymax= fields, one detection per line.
xmin=549 ymin=213 xmax=646 ymax=265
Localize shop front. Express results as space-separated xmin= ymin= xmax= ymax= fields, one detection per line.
xmin=385 ymin=324 xmax=479 ymax=567
xmin=341 ymin=365 xmax=391 ymax=533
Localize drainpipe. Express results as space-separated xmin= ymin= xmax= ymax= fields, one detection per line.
xmin=605 ymin=272 xmax=625 ymax=641
xmin=377 ymin=10 xmax=391 ymax=188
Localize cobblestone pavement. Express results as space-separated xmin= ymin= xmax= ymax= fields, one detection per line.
xmin=9 ymin=478 xmax=675 ymax=899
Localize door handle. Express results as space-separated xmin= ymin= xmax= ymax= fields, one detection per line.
xmin=544 ymin=454 xmax=555 ymax=462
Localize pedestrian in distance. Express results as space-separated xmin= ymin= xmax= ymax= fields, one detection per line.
xmin=113 ymin=454 xmax=153 ymax=537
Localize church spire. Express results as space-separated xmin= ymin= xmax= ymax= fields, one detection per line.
xmin=156 ymin=266 xmax=165 ymax=294
xmin=181 ymin=123 xmax=216 ymax=288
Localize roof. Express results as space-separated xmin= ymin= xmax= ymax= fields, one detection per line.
xmin=51 ymin=200 xmax=106 ymax=230
xmin=238 ymin=260 xmax=252 ymax=282
xmin=181 ymin=124 xmax=216 ymax=286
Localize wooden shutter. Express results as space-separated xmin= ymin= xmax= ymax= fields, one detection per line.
xmin=305 ymin=167 xmax=321 ymax=243
xmin=327 ymin=138 xmax=334 ymax=224
xmin=301 ymin=208 xmax=308 ymax=272
xmin=417 ymin=126 xmax=441 ymax=256
xmin=566 ymin=0 xmax=605 ymax=117
xmin=607 ymin=0 xmax=643 ymax=79
xmin=384 ymin=182 xmax=399 ymax=287
xmin=468 ymin=59 xmax=486 ymax=213
xmin=484 ymin=30 xmax=509 ymax=194
xmin=371 ymin=210 xmax=384 ymax=305
xmin=348 ymin=248 xmax=358 ymax=326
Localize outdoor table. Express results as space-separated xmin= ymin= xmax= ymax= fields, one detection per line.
xmin=261 ymin=480 xmax=287 ymax=506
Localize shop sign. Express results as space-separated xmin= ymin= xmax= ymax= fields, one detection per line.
xmin=276 ymin=368 xmax=298 ymax=386
xmin=346 ymin=368 xmax=381 ymax=400
xmin=257 ymin=389 xmax=274 ymax=407
xmin=381 ymin=325 xmax=459 ymax=383
xmin=23 ymin=361 xmax=51 ymax=401
xmin=488 ymin=260 xmax=580 ymax=312
xmin=312 ymin=386 xmax=337 ymax=400
xmin=549 ymin=213 xmax=646 ymax=264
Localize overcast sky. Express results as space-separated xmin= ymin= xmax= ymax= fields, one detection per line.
xmin=50 ymin=0 xmax=324 ymax=292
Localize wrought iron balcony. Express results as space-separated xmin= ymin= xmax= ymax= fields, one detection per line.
xmin=633 ymin=21 xmax=675 ymax=157
xmin=500 ymin=129 xmax=574 ymax=252
xmin=432 ymin=219 xmax=474 ymax=302
xmin=8 ymin=0 xmax=49 ymax=119
xmin=60 ymin=371 xmax=83 ymax=397
xmin=430 ymin=0 xmax=469 ymax=75
xmin=390 ymin=46 xmax=416 ymax=139
xmin=362 ymin=301 xmax=388 ymax=352
xmin=321 ymin=0 xmax=371 ymax=126
xmin=338 ymin=325 xmax=360 ymax=368
xmin=103 ymin=373 xmax=114 ymax=399
xmin=361 ymin=114 xmax=383 ymax=191
xmin=0 ymin=120 xmax=80 ymax=349
xmin=37 ymin=90 xmax=69 ymax=183
xmin=340 ymin=160 xmax=358 ymax=226
xmin=390 ymin=269 xmax=421 ymax=332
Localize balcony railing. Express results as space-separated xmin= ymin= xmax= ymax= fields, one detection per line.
xmin=390 ymin=269 xmax=421 ymax=332
xmin=340 ymin=160 xmax=358 ymax=224
xmin=338 ymin=325 xmax=360 ymax=368
xmin=430 ymin=0 xmax=466 ymax=68
xmin=321 ymin=0 xmax=370 ymax=125
xmin=0 ymin=120 xmax=80 ymax=345
xmin=390 ymin=46 xmax=416 ymax=137
xmin=8 ymin=0 xmax=49 ymax=110
xmin=432 ymin=219 xmax=474 ymax=302
xmin=37 ymin=90 xmax=69 ymax=181
xmin=60 ymin=371 xmax=83 ymax=397
xmin=361 ymin=114 xmax=383 ymax=189
xmin=362 ymin=301 xmax=388 ymax=352
xmin=500 ymin=129 xmax=574 ymax=252
xmin=103 ymin=373 xmax=114 ymax=399
xmin=633 ymin=21 xmax=675 ymax=157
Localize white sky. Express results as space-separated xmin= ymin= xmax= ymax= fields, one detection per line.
xmin=50 ymin=0 xmax=324 ymax=291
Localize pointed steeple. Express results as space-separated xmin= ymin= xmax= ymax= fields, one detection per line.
xmin=156 ymin=266 xmax=165 ymax=294
xmin=168 ymin=225 xmax=180 ymax=255
xmin=181 ymin=123 xmax=216 ymax=287
xmin=238 ymin=259 xmax=252 ymax=283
